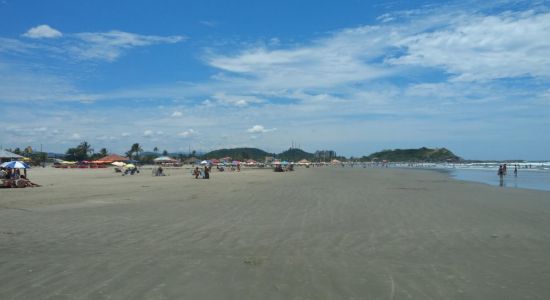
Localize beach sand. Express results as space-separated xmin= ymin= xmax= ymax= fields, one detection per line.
xmin=1 ymin=167 xmax=550 ymax=299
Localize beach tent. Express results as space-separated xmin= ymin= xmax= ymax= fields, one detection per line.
xmin=53 ymin=159 xmax=76 ymax=165
xmin=93 ymin=154 xmax=129 ymax=164
xmin=0 ymin=150 xmax=24 ymax=163
xmin=153 ymin=156 xmax=177 ymax=163
xmin=245 ymin=159 xmax=257 ymax=165
xmin=331 ymin=159 xmax=342 ymax=165
xmin=297 ymin=159 xmax=311 ymax=165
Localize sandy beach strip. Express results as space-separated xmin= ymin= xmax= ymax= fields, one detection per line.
xmin=1 ymin=167 xmax=549 ymax=299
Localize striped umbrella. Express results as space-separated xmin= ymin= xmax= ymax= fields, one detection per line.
xmin=0 ymin=161 xmax=31 ymax=169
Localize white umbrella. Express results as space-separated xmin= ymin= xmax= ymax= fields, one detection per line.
xmin=111 ymin=162 xmax=125 ymax=167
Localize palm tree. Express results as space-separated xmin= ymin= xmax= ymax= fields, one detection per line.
xmin=153 ymin=146 xmax=159 ymax=154
xmin=78 ymin=141 xmax=93 ymax=160
xmin=99 ymin=148 xmax=108 ymax=157
xmin=129 ymin=143 xmax=143 ymax=160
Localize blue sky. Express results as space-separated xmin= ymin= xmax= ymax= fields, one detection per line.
xmin=1 ymin=0 xmax=549 ymax=160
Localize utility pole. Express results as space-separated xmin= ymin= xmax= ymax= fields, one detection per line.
xmin=40 ymin=144 xmax=45 ymax=167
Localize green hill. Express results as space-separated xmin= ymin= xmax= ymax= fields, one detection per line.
xmin=204 ymin=148 xmax=272 ymax=161
xmin=364 ymin=147 xmax=461 ymax=162
xmin=277 ymin=148 xmax=315 ymax=161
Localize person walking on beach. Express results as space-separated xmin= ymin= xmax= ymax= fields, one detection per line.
xmin=193 ymin=167 xmax=200 ymax=179
xmin=203 ymin=165 xmax=210 ymax=179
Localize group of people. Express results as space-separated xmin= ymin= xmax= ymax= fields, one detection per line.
xmin=1 ymin=167 xmax=41 ymax=188
xmin=1 ymin=167 xmax=26 ymax=179
xmin=497 ymin=164 xmax=518 ymax=177
xmin=274 ymin=164 xmax=294 ymax=172
xmin=193 ymin=166 xmax=210 ymax=179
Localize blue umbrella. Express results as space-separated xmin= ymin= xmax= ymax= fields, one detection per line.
xmin=0 ymin=161 xmax=30 ymax=169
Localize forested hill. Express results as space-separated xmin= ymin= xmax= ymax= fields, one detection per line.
xmin=204 ymin=148 xmax=273 ymax=161
xmin=364 ymin=147 xmax=461 ymax=162
xmin=277 ymin=148 xmax=315 ymax=161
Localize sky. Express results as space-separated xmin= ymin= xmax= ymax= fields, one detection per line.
xmin=1 ymin=0 xmax=550 ymax=160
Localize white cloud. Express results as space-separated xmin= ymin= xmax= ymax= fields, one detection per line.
xmin=5 ymin=29 xmax=185 ymax=62
xmin=200 ymin=20 xmax=218 ymax=28
xmin=71 ymin=31 xmax=185 ymax=61
xmin=171 ymin=111 xmax=183 ymax=117
xmin=23 ymin=25 xmax=62 ymax=39
xmin=178 ymin=129 xmax=195 ymax=138
xmin=33 ymin=127 xmax=48 ymax=132
xmin=69 ymin=133 xmax=81 ymax=140
xmin=143 ymin=130 xmax=154 ymax=137
xmin=389 ymin=11 xmax=550 ymax=81
xmin=0 ymin=37 xmax=36 ymax=54
xmin=247 ymin=125 xmax=276 ymax=133
xmin=211 ymin=92 xmax=264 ymax=107
xmin=206 ymin=26 xmax=395 ymax=90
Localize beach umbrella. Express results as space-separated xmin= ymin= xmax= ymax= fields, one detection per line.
xmin=111 ymin=162 xmax=125 ymax=167
xmin=200 ymin=160 xmax=209 ymax=165
xmin=0 ymin=161 xmax=30 ymax=169
xmin=124 ymin=164 xmax=136 ymax=169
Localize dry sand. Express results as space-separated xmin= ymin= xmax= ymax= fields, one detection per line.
xmin=1 ymin=166 xmax=550 ymax=299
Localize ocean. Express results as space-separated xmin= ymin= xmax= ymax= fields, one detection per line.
xmin=448 ymin=167 xmax=550 ymax=192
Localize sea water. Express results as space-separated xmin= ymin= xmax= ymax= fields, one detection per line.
xmin=391 ymin=162 xmax=550 ymax=192
xmin=449 ymin=168 xmax=550 ymax=192
xmin=415 ymin=162 xmax=550 ymax=192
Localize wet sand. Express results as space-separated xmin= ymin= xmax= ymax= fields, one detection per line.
xmin=1 ymin=167 xmax=550 ymax=299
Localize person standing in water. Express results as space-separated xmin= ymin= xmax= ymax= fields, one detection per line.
xmin=498 ymin=165 xmax=505 ymax=186
xmin=514 ymin=164 xmax=518 ymax=176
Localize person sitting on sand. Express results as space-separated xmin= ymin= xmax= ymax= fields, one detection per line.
xmin=193 ymin=167 xmax=201 ymax=179
xmin=16 ymin=175 xmax=41 ymax=188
